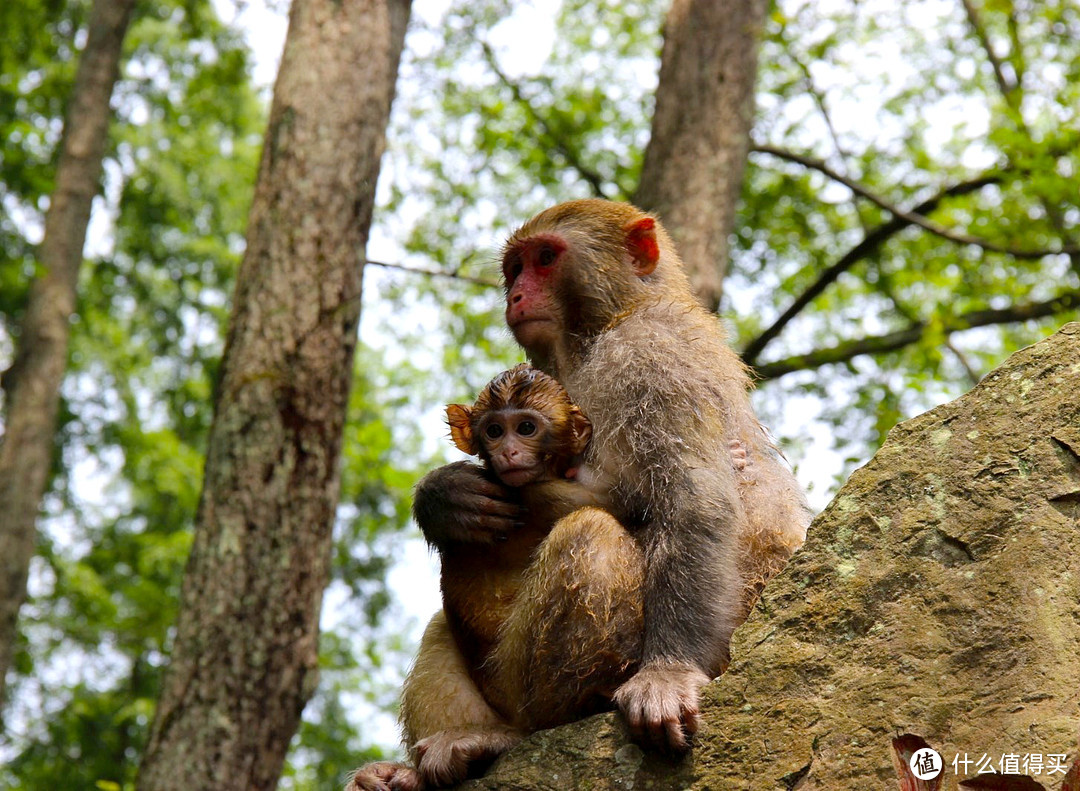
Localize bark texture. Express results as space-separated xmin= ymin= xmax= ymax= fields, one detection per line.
xmin=0 ymin=0 xmax=136 ymax=713
xmin=136 ymin=0 xmax=410 ymax=788
xmin=633 ymin=0 xmax=767 ymax=311
xmin=451 ymin=323 xmax=1080 ymax=790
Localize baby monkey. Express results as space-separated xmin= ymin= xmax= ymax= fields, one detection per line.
xmin=440 ymin=363 xmax=606 ymax=714
xmin=446 ymin=362 xmax=591 ymax=487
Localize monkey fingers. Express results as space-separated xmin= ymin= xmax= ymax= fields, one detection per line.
xmin=413 ymin=461 xmax=521 ymax=546
xmin=728 ymin=439 xmax=750 ymax=472
xmin=462 ymin=478 xmax=522 ymax=536
xmin=346 ymin=761 xmax=423 ymax=791
xmin=612 ymin=661 xmax=710 ymax=754
xmin=414 ymin=727 xmax=524 ymax=788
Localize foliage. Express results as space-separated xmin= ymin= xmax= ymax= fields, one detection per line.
xmin=381 ymin=0 xmax=1079 ymax=490
xmin=736 ymin=0 xmax=1080 ymax=467
xmin=1 ymin=0 xmax=257 ymax=785
xmin=3 ymin=0 xmax=1079 ymax=785
xmin=0 ymin=0 xmax=85 ymax=321
xmin=1 ymin=0 xmax=419 ymax=785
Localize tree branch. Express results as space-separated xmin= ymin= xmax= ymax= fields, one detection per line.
xmin=741 ymin=170 xmax=1002 ymax=363
xmin=963 ymin=2 xmax=1080 ymax=281
xmin=944 ymin=336 xmax=981 ymax=385
xmin=363 ymin=258 xmax=500 ymax=288
xmin=785 ymin=43 xmax=853 ymax=168
xmin=480 ymin=42 xmax=610 ymax=199
xmin=751 ymin=145 xmax=1080 ymax=259
xmin=747 ymin=288 xmax=1080 ymax=380
xmin=960 ymin=0 xmax=1016 ymax=98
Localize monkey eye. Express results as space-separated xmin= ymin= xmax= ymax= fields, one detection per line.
xmin=506 ymin=261 xmax=522 ymax=282
xmin=536 ymin=246 xmax=557 ymax=267
xmin=485 ymin=424 xmax=504 ymax=440
xmin=517 ymin=421 xmax=536 ymax=436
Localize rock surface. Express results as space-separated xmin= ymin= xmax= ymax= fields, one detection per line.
xmin=457 ymin=322 xmax=1080 ymax=791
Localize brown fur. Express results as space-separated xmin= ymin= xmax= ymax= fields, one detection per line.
xmin=502 ymin=199 xmax=811 ymax=747
xmin=439 ymin=364 xmax=605 ymax=712
xmin=349 ymin=201 xmax=811 ymax=788
xmin=487 ymin=506 xmax=644 ymax=729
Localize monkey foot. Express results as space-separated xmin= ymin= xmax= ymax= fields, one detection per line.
xmin=346 ymin=761 xmax=423 ymax=791
xmin=414 ymin=727 xmax=524 ymax=788
xmin=613 ymin=661 xmax=711 ymax=754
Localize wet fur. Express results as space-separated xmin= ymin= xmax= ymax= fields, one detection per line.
xmin=514 ymin=200 xmax=811 ymax=671
xmin=349 ymin=201 xmax=811 ymax=788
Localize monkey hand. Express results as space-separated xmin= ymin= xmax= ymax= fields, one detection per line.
xmin=612 ymin=660 xmax=711 ymax=754
xmin=346 ymin=761 xmax=423 ymax=791
xmin=413 ymin=461 xmax=521 ymax=547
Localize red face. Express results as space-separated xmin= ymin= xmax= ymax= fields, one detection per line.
xmin=503 ymin=234 xmax=566 ymax=357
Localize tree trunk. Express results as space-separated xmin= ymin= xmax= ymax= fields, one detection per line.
xmin=135 ymin=0 xmax=410 ymax=788
xmin=0 ymin=0 xmax=136 ymax=714
xmin=633 ymin=0 xmax=768 ymax=312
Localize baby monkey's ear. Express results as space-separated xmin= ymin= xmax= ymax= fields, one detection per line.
xmin=567 ymin=406 xmax=592 ymax=455
xmin=445 ymin=404 xmax=477 ymax=455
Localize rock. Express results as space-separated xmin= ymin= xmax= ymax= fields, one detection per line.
xmin=457 ymin=322 xmax=1080 ymax=790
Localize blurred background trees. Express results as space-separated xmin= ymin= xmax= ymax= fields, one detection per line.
xmin=0 ymin=0 xmax=1076 ymax=787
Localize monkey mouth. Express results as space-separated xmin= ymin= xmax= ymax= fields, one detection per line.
xmin=497 ymin=467 xmax=541 ymax=486
xmin=507 ymin=315 xmax=552 ymax=331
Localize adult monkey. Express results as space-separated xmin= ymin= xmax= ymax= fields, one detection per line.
xmin=349 ymin=200 xmax=810 ymax=791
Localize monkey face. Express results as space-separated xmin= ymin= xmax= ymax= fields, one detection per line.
xmin=446 ymin=364 xmax=591 ymax=488
xmin=502 ymin=235 xmax=565 ymax=357
xmin=478 ymin=408 xmax=553 ymax=487
xmin=502 ymin=202 xmax=667 ymax=362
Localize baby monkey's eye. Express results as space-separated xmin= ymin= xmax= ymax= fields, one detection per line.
xmin=537 ymin=246 xmax=556 ymax=267
xmin=517 ymin=421 xmax=536 ymax=436
xmin=485 ymin=424 xmax=504 ymax=439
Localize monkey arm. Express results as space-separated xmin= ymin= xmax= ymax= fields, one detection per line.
xmin=519 ymin=476 xmax=608 ymax=525
xmin=613 ymin=476 xmax=741 ymax=753
xmin=412 ymin=461 xmax=521 ymax=548
xmin=639 ymin=471 xmax=742 ymax=672
xmin=600 ymin=430 xmax=743 ymax=752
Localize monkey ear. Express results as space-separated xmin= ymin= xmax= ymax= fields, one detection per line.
xmin=624 ymin=217 xmax=660 ymax=277
xmin=567 ymin=407 xmax=592 ymax=455
xmin=445 ymin=404 xmax=477 ymax=455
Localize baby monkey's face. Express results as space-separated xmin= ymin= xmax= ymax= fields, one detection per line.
xmin=445 ymin=363 xmax=591 ymax=487
xmin=477 ymin=407 xmax=553 ymax=487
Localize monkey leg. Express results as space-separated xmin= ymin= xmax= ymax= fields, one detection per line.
xmin=350 ymin=611 xmax=522 ymax=791
xmin=732 ymin=440 xmax=812 ymax=616
xmin=489 ymin=507 xmax=645 ymax=731
xmin=403 ymin=610 xmax=523 ymax=787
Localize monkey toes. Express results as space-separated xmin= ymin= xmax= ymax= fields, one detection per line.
xmin=728 ymin=439 xmax=749 ymax=472
xmin=613 ymin=662 xmax=711 ymax=754
xmin=346 ymin=761 xmax=423 ymax=791
xmin=414 ymin=727 xmax=523 ymax=788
